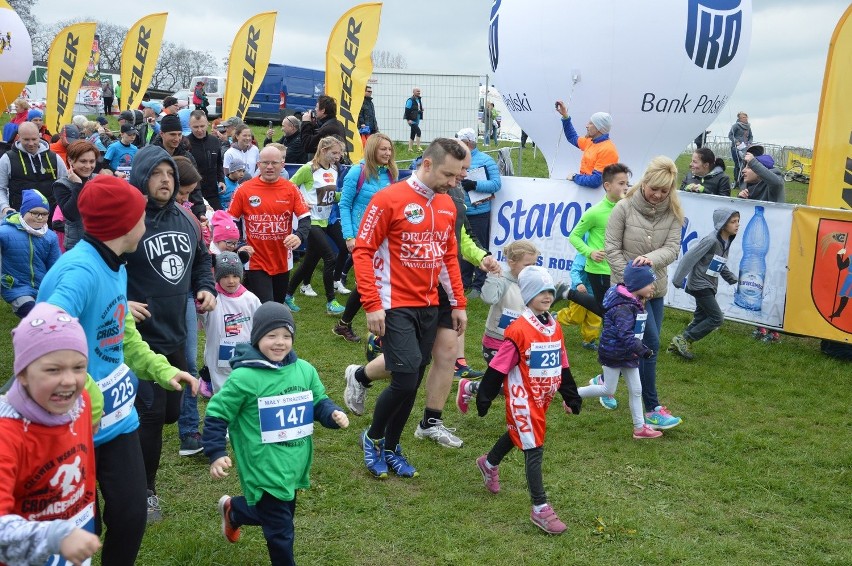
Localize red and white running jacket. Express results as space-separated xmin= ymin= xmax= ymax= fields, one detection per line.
xmin=353 ymin=174 xmax=467 ymax=313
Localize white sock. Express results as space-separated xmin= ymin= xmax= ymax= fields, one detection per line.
xmin=533 ymin=503 xmax=548 ymax=512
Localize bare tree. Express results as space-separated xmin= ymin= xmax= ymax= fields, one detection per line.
xmin=149 ymin=42 xmax=219 ymax=90
xmin=371 ymin=50 xmax=407 ymax=69
xmin=8 ymin=0 xmax=39 ymax=38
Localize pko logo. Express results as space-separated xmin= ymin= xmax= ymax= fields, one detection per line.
xmin=488 ymin=0 xmax=501 ymax=72
xmin=685 ymin=0 xmax=743 ymax=70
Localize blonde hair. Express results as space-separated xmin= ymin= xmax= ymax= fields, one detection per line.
xmin=311 ymin=136 xmax=344 ymax=171
xmin=503 ymin=240 xmax=540 ymax=262
xmin=626 ymin=156 xmax=685 ymax=225
xmin=363 ymin=133 xmax=398 ymax=182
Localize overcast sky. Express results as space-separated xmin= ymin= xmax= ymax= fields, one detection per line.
xmin=28 ymin=0 xmax=850 ymax=148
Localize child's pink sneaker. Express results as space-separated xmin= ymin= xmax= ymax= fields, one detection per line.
xmin=633 ymin=425 xmax=663 ymax=439
xmin=476 ymin=454 xmax=500 ymax=494
xmin=199 ymin=379 xmax=213 ymax=399
xmin=530 ymin=504 xmax=567 ymax=534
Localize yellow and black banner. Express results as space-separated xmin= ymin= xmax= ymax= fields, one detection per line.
xmin=120 ymin=13 xmax=168 ymax=112
xmin=807 ymin=3 xmax=852 ymax=210
xmin=44 ymin=22 xmax=97 ymax=134
xmin=223 ymin=12 xmax=276 ymax=121
xmin=325 ymin=3 xmax=382 ymax=163
xmin=785 ymin=206 xmax=852 ymax=341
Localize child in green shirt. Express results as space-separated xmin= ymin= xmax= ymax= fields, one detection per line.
xmin=204 ymin=302 xmax=349 ymax=565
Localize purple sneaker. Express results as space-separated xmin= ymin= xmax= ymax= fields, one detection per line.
xmin=476 ymin=454 xmax=500 ymax=494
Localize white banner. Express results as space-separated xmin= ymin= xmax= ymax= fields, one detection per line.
xmin=488 ymin=0 xmax=752 ymax=178
xmin=488 ymin=178 xmax=791 ymax=329
xmin=489 ymin=177 xmax=592 ymax=278
xmin=666 ymin=192 xmax=791 ymax=329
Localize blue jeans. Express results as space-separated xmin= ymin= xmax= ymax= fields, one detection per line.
xmin=178 ymin=295 xmax=200 ymax=439
xmin=230 ymin=491 xmax=297 ymax=566
xmin=639 ymin=297 xmax=664 ymax=412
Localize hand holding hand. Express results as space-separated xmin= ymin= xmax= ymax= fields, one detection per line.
xmin=210 ymin=456 xmax=232 ymax=479
xmin=196 ymin=290 xmax=217 ymax=312
xmin=479 ymin=255 xmax=501 ymax=275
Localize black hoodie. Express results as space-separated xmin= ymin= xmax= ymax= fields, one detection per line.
xmin=124 ymin=145 xmax=216 ymax=355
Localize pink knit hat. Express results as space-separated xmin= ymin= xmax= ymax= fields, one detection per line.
xmin=13 ymin=303 xmax=88 ymax=375
xmin=210 ymin=210 xmax=240 ymax=243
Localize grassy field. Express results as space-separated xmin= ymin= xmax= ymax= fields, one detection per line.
xmin=2 ymin=116 xmax=844 ymax=565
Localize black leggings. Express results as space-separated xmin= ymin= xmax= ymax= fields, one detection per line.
xmin=288 ymin=225 xmax=339 ymax=302
xmin=367 ymin=366 xmax=427 ymax=449
xmin=587 ymin=272 xmax=611 ymax=313
xmin=486 ymin=433 xmax=546 ymax=505
xmin=245 ymin=270 xmax=290 ymax=304
xmin=135 ymin=349 xmax=185 ymax=493
xmin=409 ymin=124 xmax=421 ymax=140
xmin=95 ymin=431 xmax=148 ymax=566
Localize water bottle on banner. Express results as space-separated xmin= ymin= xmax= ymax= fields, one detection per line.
xmin=734 ymin=206 xmax=769 ymax=311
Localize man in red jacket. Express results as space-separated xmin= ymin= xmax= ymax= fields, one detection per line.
xmin=353 ymin=138 xmax=468 ymax=479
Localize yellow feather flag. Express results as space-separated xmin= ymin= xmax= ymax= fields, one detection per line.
xmin=44 ymin=22 xmax=97 ymax=134
xmin=807 ymin=4 xmax=852 ymax=210
xmin=326 ymin=3 xmax=383 ymax=163
xmin=223 ymin=12 xmax=277 ymax=121
xmin=120 ymin=13 xmax=168 ymax=112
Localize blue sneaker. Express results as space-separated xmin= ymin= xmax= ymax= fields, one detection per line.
xmin=645 ymin=406 xmax=682 ymax=430
xmin=360 ymin=430 xmax=388 ymax=478
xmin=384 ymin=444 xmax=418 ymax=478
xmin=365 ymin=333 xmax=383 ymax=363
xmin=454 ymin=363 xmax=484 ymax=380
xmin=284 ymin=295 xmax=300 ymax=312
xmin=591 ymin=375 xmax=617 ymax=410
xmin=326 ymin=300 xmax=345 ymax=316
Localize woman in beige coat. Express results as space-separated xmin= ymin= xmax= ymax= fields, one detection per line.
xmin=605 ymin=156 xmax=684 ymax=430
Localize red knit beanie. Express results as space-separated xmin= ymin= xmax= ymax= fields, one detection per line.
xmin=78 ymin=175 xmax=147 ymax=242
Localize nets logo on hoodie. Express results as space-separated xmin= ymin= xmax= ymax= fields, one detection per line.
xmin=684 ymin=0 xmax=743 ymax=70
xmin=143 ymin=231 xmax=193 ymax=283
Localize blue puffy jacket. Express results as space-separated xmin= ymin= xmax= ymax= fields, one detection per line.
xmin=597 ymin=284 xmax=652 ymax=368
xmin=463 ymin=148 xmax=502 ymax=216
xmin=0 ymin=212 xmax=61 ymax=304
xmin=339 ymin=162 xmax=396 ymax=240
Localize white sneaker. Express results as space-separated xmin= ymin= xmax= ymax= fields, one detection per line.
xmin=299 ymin=284 xmax=318 ymax=297
xmin=334 ymin=280 xmax=352 ymax=295
xmin=344 ymin=364 xmax=367 ymax=416
xmin=414 ymin=420 xmax=463 ymax=448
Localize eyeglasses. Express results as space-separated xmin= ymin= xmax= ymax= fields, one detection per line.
xmin=222 ymin=240 xmax=239 ymax=247
xmin=27 ymin=211 xmax=49 ymax=219
xmin=258 ymin=160 xmax=282 ymax=167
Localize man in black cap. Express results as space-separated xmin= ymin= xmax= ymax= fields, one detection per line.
xmin=152 ymin=114 xmax=205 ymax=218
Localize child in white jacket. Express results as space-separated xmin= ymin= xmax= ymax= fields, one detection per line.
xmin=202 ymin=252 xmax=261 ymax=393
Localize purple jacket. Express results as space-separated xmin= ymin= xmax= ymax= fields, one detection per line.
xmin=597 ymin=284 xmax=652 ymax=368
